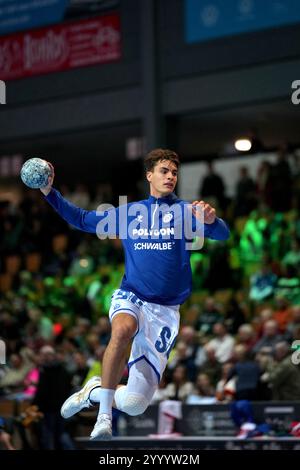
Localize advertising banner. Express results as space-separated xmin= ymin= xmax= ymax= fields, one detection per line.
xmin=185 ymin=0 xmax=300 ymax=43
xmin=0 ymin=0 xmax=119 ymax=36
xmin=0 ymin=0 xmax=69 ymax=36
xmin=0 ymin=14 xmax=121 ymax=81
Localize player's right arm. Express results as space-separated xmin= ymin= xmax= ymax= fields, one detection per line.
xmin=40 ymin=164 xmax=117 ymax=235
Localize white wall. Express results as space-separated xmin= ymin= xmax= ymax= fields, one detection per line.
xmin=178 ymin=152 xmax=278 ymax=201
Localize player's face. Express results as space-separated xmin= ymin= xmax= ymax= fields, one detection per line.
xmin=147 ymin=160 xmax=178 ymax=198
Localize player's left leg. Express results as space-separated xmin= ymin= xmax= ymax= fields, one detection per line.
xmin=113 ymin=359 xmax=158 ymax=416
xmin=60 ymin=376 xmax=101 ymax=419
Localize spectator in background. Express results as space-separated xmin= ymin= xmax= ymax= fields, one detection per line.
xmin=0 ymin=312 xmax=20 ymax=355
xmin=96 ymin=316 xmax=111 ymax=346
xmin=68 ymin=184 xmax=90 ymax=209
xmin=256 ymin=161 xmax=272 ymax=209
xmin=252 ymin=307 xmax=274 ymax=339
xmin=215 ymin=362 xmax=235 ymax=402
xmin=272 ymin=296 xmax=292 ymax=334
xmin=249 ymin=257 xmax=277 ymax=302
xmin=236 ymin=324 xmax=257 ymax=353
xmin=199 ymin=346 xmax=222 ymax=387
xmin=69 ymin=351 xmax=89 ymax=390
xmin=252 ymin=320 xmax=283 ymax=354
xmin=291 ymin=153 xmax=300 ymax=210
xmin=25 ymin=308 xmax=54 ymax=342
xmin=224 ymin=296 xmax=246 ymax=335
xmin=164 ymin=365 xmax=194 ymax=402
xmin=199 ymin=161 xmax=226 ymax=210
xmin=286 ymin=306 xmax=300 ymax=340
xmin=282 ymin=237 xmax=300 ymax=272
xmin=150 ymin=375 xmax=168 ymax=404
xmin=204 ymin=244 xmax=233 ymax=291
xmin=262 ymin=342 xmax=300 ymax=400
xmin=167 ymin=340 xmax=197 ymax=382
xmin=0 ymin=352 xmax=32 ymax=396
xmin=226 ymin=345 xmax=261 ymax=401
xmin=33 ymin=346 xmax=74 ymax=450
xmin=275 ymin=265 xmax=300 ymax=305
xmin=186 ymin=372 xmax=216 ymax=404
xmin=269 ymin=145 xmax=292 ymax=213
xmin=255 ymin=347 xmax=273 ymax=400
xmin=206 ymin=323 xmax=235 ymax=364
xmin=196 ymin=297 xmax=222 ymax=336
xmin=0 ymin=417 xmax=15 ymax=450
xmin=234 ymin=166 xmax=256 ymax=217
xmin=178 ymin=326 xmax=199 ymax=362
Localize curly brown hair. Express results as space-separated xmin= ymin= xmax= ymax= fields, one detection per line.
xmin=144 ymin=148 xmax=180 ymax=172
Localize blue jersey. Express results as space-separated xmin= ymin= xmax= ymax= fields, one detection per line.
xmin=45 ymin=189 xmax=230 ymax=305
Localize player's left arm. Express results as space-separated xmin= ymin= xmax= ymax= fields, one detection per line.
xmin=192 ymin=200 xmax=230 ymax=241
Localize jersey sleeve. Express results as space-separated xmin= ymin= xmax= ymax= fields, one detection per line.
xmin=44 ymin=188 xmax=119 ymax=236
xmin=203 ymin=217 xmax=230 ymax=240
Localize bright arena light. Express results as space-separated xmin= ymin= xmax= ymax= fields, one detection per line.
xmin=234 ymin=138 xmax=252 ymax=152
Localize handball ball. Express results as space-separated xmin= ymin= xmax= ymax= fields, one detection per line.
xmin=20 ymin=158 xmax=53 ymax=189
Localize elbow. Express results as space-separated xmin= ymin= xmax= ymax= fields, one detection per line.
xmin=218 ymin=220 xmax=230 ymax=241
xmin=221 ymin=227 xmax=230 ymax=241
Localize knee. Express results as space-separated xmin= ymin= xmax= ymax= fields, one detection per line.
xmin=122 ymin=393 xmax=149 ymax=416
xmin=112 ymin=324 xmax=136 ymax=344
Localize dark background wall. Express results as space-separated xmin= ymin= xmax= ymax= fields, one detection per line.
xmin=0 ymin=0 xmax=299 ymax=183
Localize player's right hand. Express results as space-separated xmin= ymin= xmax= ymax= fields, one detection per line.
xmin=40 ymin=161 xmax=55 ymax=196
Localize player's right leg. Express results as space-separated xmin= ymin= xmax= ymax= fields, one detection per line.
xmin=89 ymin=312 xmax=137 ymax=440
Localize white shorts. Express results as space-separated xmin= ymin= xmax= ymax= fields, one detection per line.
xmin=109 ymin=289 xmax=180 ymax=382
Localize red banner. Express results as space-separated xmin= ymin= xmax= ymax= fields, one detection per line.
xmin=0 ymin=14 xmax=121 ymax=81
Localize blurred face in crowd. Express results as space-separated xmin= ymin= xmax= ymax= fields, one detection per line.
xmin=146 ymin=160 xmax=178 ymax=198
xmin=213 ymin=323 xmax=226 ymax=337
xmin=260 ymin=308 xmax=273 ymax=323
xmin=238 ymin=324 xmax=254 ymax=342
xmin=205 ymin=346 xmax=216 ymax=361
xmin=292 ymin=306 xmax=300 ymax=322
xmin=40 ymin=346 xmax=56 ymax=364
xmin=10 ymin=354 xmax=22 ymax=369
xmin=175 ymin=341 xmax=188 ymax=359
xmin=196 ymin=373 xmax=211 ymax=389
xmin=204 ymin=297 xmax=216 ymax=311
xmin=173 ymin=365 xmax=187 ymax=384
xmin=274 ymin=342 xmax=289 ymax=361
xmin=263 ymin=320 xmax=278 ymax=337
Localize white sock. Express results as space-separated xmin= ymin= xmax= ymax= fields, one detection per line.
xmin=98 ymin=388 xmax=115 ymax=418
xmin=89 ymin=386 xmax=101 ymax=403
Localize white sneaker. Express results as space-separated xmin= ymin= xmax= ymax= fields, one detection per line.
xmin=61 ymin=376 xmax=101 ymax=419
xmin=90 ymin=413 xmax=112 ymax=440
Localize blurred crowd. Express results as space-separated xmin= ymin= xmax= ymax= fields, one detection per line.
xmin=1 ymin=147 xmax=300 ymax=448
